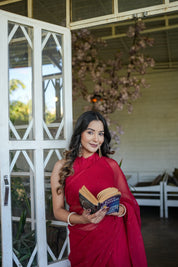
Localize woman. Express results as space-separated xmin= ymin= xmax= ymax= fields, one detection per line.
xmin=51 ymin=111 xmax=147 ymax=267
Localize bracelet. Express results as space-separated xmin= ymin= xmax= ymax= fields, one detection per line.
xmin=118 ymin=204 xmax=126 ymax=217
xmin=67 ymin=212 xmax=76 ymax=226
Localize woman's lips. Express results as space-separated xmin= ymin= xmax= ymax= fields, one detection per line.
xmin=90 ymin=144 xmax=98 ymax=148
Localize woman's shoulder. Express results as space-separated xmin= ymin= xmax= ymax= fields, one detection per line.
xmin=103 ymin=156 xmax=118 ymax=164
xmin=52 ymin=159 xmax=66 ymax=174
xmin=102 ymin=156 xmax=120 ymax=170
xmin=51 ymin=159 xmax=66 ymax=186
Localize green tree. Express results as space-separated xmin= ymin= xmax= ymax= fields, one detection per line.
xmin=9 ymin=79 xmax=26 ymax=93
xmin=10 ymin=100 xmax=31 ymax=124
xmin=9 ymin=79 xmax=54 ymax=124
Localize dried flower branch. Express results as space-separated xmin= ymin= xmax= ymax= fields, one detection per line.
xmin=72 ymin=19 xmax=155 ymax=148
xmin=72 ymin=19 xmax=154 ymax=114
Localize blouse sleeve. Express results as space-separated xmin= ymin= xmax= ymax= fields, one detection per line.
xmin=104 ymin=157 xmax=148 ymax=266
xmin=104 ymin=157 xmax=141 ymax=227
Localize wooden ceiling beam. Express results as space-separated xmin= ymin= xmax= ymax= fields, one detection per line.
xmin=101 ymin=24 xmax=178 ymax=40
xmin=68 ymin=1 xmax=178 ymax=30
xmin=0 ymin=0 xmax=22 ymax=6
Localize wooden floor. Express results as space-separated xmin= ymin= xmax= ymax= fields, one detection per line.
xmin=140 ymin=206 xmax=178 ymax=267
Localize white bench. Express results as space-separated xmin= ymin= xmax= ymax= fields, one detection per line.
xmin=131 ymin=182 xmax=164 ymax=218
xmin=163 ymin=176 xmax=178 ymax=218
xmin=126 ymin=172 xmax=165 ymax=218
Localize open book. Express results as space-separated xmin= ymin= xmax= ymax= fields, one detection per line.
xmin=79 ymin=185 xmax=121 ymax=214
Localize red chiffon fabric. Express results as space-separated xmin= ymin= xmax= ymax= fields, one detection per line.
xmin=65 ymin=153 xmax=147 ymax=267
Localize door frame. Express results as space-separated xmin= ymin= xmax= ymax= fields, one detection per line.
xmin=0 ymin=9 xmax=72 ymax=267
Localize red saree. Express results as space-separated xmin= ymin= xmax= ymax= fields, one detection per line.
xmin=65 ymin=153 xmax=147 ymax=267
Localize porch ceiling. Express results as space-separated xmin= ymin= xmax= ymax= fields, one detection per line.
xmin=2 ymin=1 xmax=178 ymax=70
xmin=88 ymin=12 xmax=178 ymax=69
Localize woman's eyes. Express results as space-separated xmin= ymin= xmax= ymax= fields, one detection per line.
xmin=87 ymin=131 xmax=93 ymax=135
xmin=86 ymin=131 xmax=104 ymax=136
xmin=99 ymin=132 xmax=104 ymax=136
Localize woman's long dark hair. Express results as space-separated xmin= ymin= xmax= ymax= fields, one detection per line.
xmin=58 ymin=111 xmax=112 ymax=192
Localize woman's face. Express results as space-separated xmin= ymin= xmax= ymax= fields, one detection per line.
xmin=81 ymin=120 xmax=104 ymax=158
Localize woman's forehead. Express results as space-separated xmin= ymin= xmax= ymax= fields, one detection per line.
xmin=87 ymin=120 xmax=104 ymax=130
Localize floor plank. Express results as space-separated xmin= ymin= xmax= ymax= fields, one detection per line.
xmin=141 ymin=207 xmax=178 ymax=267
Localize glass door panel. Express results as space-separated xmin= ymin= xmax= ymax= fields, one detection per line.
xmin=44 ymin=149 xmax=69 ymax=264
xmin=10 ymin=150 xmax=37 ymax=266
xmin=8 ymin=23 xmax=33 ymax=140
xmin=42 ymin=30 xmax=64 ymax=140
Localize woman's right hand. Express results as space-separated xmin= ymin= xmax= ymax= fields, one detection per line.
xmin=81 ymin=208 xmax=108 ymax=224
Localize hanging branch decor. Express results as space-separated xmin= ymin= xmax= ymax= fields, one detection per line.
xmin=72 ymin=19 xmax=154 ymax=114
xmin=72 ymin=19 xmax=155 ymax=148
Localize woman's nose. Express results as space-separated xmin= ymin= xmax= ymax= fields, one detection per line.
xmin=93 ymin=133 xmax=99 ymax=142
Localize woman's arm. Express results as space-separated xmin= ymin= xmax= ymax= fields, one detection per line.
xmin=50 ymin=160 xmax=68 ymax=221
xmin=51 ymin=160 xmax=107 ymax=225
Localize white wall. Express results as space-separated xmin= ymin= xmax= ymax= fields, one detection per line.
xmin=111 ymin=69 xmax=178 ymax=180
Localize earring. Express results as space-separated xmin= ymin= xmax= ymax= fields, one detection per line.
xmin=99 ymin=147 xmax=102 ymax=158
xmin=78 ymin=143 xmax=82 ymax=157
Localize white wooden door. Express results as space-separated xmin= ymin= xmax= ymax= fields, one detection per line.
xmin=0 ymin=10 xmax=72 ymax=267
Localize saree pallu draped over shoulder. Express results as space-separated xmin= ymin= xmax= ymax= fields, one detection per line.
xmin=65 ymin=153 xmax=147 ymax=267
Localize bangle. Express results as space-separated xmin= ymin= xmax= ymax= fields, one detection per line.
xmin=118 ymin=204 xmax=126 ymax=217
xmin=67 ymin=212 xmax=76 ymax=226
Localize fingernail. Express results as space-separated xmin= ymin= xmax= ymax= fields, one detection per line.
xmin=102 ymin=207 xmax=108 ymax=211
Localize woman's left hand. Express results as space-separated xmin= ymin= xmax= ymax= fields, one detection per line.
xmin=109 ymin=204 xmax=126 ymax=217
